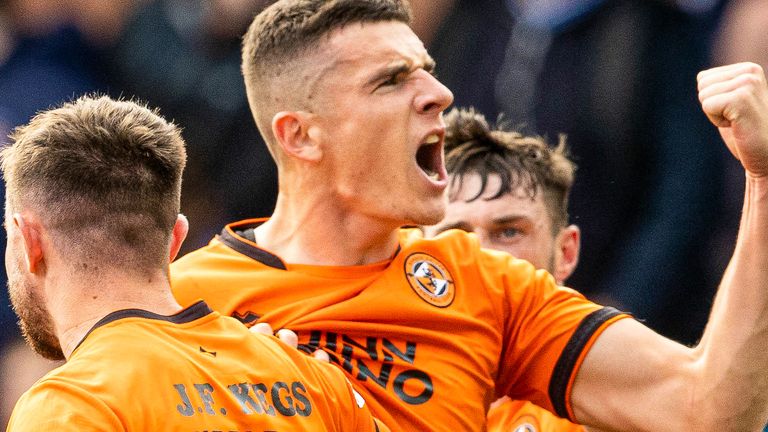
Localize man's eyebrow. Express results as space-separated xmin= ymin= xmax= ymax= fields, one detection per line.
xmin=490 ymin=215 xmax=528 ymax=226
xmin=367 ymin=62 xmax=410 ymax=86
xmin=423 ymin=56 xmax=436 ymax=73
xmin=367 ymin=56 xmax=437 ymax=86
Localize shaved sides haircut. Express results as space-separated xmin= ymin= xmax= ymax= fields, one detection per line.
xmin=241 ymin=0 xmax=412 ymax=150
xmin=2 ymin=95 xmax=187 ymax=272
xmin=444 ymin=107 xmax=576 ymax=233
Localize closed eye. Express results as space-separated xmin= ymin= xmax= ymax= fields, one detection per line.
xmin=371 ymin=63 xmax=410 ymax=92
xmin=379 ymin=73 xmax=401 ymax=88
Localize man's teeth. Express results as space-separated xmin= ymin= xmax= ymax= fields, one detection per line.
xmin=424 ymin=134 xmax=440 ymax=144
xmin=426 ymin=171 xmax=439 ymax=181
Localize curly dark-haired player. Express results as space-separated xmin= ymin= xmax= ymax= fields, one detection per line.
xmin=424 ymin=106 xmax=584 ymax=432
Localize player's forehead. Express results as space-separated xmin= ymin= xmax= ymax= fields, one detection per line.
xmin=321 ymin=21 xmax=432 ymax=80
xmin=446 ymin=173 xmax=552 ymax=225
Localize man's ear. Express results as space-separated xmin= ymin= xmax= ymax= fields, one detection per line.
xmin=553 ymin=224 xmax=580 ymax=284
xmin=13 ymin=213 xmax=45 ymax=274
xmin=272 ymin=111 xmax=322 ymax=162
xmin=169 ymin=214 xmax=189 ymax=262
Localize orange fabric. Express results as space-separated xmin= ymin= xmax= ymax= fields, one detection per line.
xmin=487 ymin=399 xmax=586 ymax=432
xmin=171 ymin=220 xmax=630 ymax=431
xmin=7 ymin=303 xmax=386 ymax=432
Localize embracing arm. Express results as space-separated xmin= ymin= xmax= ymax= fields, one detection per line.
xmin=570 ymin=62 xmax=768 ymax=431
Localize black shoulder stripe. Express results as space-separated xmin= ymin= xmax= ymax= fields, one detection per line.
xmin=73 ymin=301 xmax=213 ymax=353
xmin=549 ymin=306 xmax=624 ymax=419
xmin=92 ymin=301 xmax=213 ymax=327
xmin=219 ymin=226 xmax=287 ymax=270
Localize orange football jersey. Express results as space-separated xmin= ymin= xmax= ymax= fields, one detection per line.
xmin=487 ymin=398 xmax=586 ymax=432
xmin=171 ymin=220 xmax=629 ymax=431
xmin=7 ymin=301 xmax=386 ymax=432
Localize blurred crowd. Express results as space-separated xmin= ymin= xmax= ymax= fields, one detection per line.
xmin=1 ymin=0 xmax=766 ymax=427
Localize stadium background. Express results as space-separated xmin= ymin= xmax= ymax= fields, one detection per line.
xmin=0 ymin=0 xmax=765 ymax=428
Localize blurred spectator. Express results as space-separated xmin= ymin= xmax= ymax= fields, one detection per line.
xmin=409 ymin=0 xmax=456 ymax=46
xmin=422 ymin=0 xmax=730 ymax=344
xmin=0 ymin=1 xmax=103 ymax=134
xmin=713 ymin=0 xmax=768 ymax=70
xmin=67 ymin=0 xmax=146 ymax=46
xmin=415 ymin=0 xmax=513 ymax=119
xmin=106 ymin=0 xmax=278 ymax=253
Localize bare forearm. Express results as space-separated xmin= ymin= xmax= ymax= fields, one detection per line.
xmin=692 ymin=176 xmax=768 ymax=430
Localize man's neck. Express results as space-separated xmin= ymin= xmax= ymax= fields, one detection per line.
xmin=50 ymin=272 xmax=182 ymax=360
xmin=256 ymin=194 xmax=401 ymax=266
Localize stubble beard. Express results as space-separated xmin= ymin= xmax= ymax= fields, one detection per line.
xmin=7 ymin=270 xmax=64 ymax=361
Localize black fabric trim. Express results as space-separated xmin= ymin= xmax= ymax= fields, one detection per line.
xmin=219 ymin=224 xmax=287 ymax=270
xmin=240 ymin=228 xmax=257 ymax=242
xmin=73 ymin=301 xmax=213 ymax=353
xmin=92 ymin=300 xmax=213 ymax=327
xmin=549 ymin=306 xmax=624 ymax=419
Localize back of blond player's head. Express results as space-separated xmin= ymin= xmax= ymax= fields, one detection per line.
xmin=444 ymin=107 xmax=576 ymax=233
xmin=241 ymin=0 xmax=412 ymax=158
xmin=1 ymin=95 xmax=187 ymax=272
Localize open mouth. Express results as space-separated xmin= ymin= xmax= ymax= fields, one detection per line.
xmin=416 ymin=133 xmax=443 ymax=182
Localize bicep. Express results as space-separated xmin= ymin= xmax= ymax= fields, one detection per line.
xmin=570 ymin=318 xmax=697 ymax=431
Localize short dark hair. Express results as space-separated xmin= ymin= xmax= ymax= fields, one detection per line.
xmin=241 ymin=0 xmax=412 ymax=148
xmin=2 ymin=95 xmax=187 ymax=271
xmin=444 ymin=107 xmax=576 ymax=232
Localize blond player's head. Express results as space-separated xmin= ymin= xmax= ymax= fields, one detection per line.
xmin=1 ymin=95 xmax=187 ymax=359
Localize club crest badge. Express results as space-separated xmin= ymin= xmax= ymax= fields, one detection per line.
xmin=404 ymin=253 xmax=455 ymax=307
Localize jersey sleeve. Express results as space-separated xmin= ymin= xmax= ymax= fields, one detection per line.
xmin=170 ymin=252 xmax=208 ymax=308
xmin=486 ymin=250 xmax=629 ymax=421
xmin=7 ymin=379 xmax=124 ymax=431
